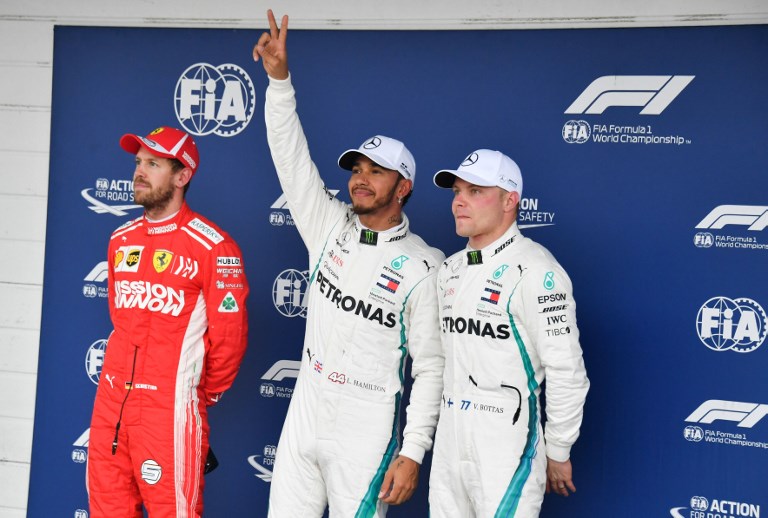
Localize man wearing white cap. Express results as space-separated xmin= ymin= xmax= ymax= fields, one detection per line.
xmin=87 ymin=126 xmax=249 ymax=517
xmin=253 ymin=10 xmax=444 ymax=517
xmin=429 ymin=149 xmax=589 ymax=517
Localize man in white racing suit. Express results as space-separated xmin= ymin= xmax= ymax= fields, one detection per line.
xmin=253 ymin=11 xmax=445 ymax=517
xmin=429 ymin=149 xmax=589 ymax=517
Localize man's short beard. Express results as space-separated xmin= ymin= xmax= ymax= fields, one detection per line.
xmin=351 ymin=186 xmax=397 ymax=215
xmin=135 ymin=183 xmax=175 ymax=213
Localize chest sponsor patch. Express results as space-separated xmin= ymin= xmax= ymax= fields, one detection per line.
xmin=219 ymin=292 xmax=239 ymax=312
xmin=114 ymin=246 xmax=145 ymax=273
xmin=376 ymin=273 xmax=400 ymax=294
xmin=481 ymin=287 xmax=501 ymax=305
xmin=188 ymin=218 xmax=224 ymax=244
xmin=153 ymin=250 xmax=174 ymax=273
xmin=172 ymin=255 xmax=199 ymax=280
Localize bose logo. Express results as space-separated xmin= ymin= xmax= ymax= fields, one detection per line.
xmin=261 ymin=360 xmax=301 ymax=381
xmin=686 ymin=400 xmax=768 ymax=428
xmin=565 ymin=75 xmax=694 ymax=115
xmin=696 ymin=205 xmax=768 ymax=231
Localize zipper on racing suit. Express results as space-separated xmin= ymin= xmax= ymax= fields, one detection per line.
xmin=111 ymin=346 xmax=138 ymax=455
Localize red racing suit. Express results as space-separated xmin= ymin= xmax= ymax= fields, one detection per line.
xmin=87 ymin=202 xmax=249 ymax=518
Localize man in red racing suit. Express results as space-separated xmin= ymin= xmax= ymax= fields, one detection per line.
xmin=87 ymin=126 xmax=249 ymax=517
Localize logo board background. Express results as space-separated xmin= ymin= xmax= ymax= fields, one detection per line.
xmin=29 ymin=24 xmax=768 ymax=516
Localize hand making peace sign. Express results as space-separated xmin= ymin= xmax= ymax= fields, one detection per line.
xmin=253 ymin=9 xmax=290 ymax=80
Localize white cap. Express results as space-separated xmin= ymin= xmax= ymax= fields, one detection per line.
xmin=338 ymin=135 xmax=416 ymax=182
xmin=433 ymin=149 xmax=522 ymax=197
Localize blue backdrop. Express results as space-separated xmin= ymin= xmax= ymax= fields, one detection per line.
xmin=30 ymin=24 xmax=768 ymax=517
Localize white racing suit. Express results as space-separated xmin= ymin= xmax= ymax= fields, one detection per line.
xmin=265 ymin=75 xmax=445 ymax=517
xmin=429 ymin=222 xmax=589 ymax=517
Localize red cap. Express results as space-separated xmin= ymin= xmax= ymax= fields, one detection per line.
xmin=120 ymin=126 xmax=199 ymax=174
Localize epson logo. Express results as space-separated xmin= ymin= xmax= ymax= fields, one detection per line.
xmin=538 ymin=293 xmax=566 ymax=304
xmin=686 ymin=400 xmax=768 ymax=429
xmin=565 ymin=75 xmax=694 ymax=115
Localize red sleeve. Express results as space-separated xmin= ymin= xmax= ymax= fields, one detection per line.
xmin=201 ymin=238 xmax=250 ymax=405
xmin=107 ymin=239 xmax=116 ymax=323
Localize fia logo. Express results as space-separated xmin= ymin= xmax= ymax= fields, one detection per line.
xmin=693 ymin=232 xmax=714 ymax=248
xmin=562 ymin=120 xmax=591 ymax=144
xmin=273 ymin=269 xmax=309 ymax=318
xmin=85 ymin=339 xmax=108 ymax=385
xmin=175 ymin=63 xmax=255 ymax=137
xmin=696 ymin=297 xmax=766 ymax=353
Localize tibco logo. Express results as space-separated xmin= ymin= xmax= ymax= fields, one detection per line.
xmin=175 ymin=63 xmax=255 ymax=137
xmin=565 ymin=75 xmax=694 ymax=115
xmin=273 ymin=269 xmax=308 ymax=318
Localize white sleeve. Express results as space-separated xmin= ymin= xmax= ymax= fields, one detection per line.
xmin=264 ymin=74 xmax=348 ymax=251
xmin=521 ymin=264 xmax=589 ymax=462
xmin=400 ymin=262 xmax=445 ymax=464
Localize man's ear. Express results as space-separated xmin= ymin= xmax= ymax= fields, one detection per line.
xmin=176 ymin=167 xmax=193 ymax=189
xmin=505 ymin=190 xmax=520 ymax=213
xmin=397 ymin=178 xmax=413 ymax=198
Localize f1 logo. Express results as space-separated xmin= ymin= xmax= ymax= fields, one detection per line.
xmin=686 ymin=399 xmax=768 ymax=428
xmin=696 ymin=205 xmax=768 ymax=231
xmin=261 ymin=360 xmax=301 ymax=381
xmin=565 ymin=75 xmax=694 ymax=115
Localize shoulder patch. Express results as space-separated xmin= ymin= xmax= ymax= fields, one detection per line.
xmin=113 ymin=216 xmax=142 ymax=233
xmin=187 ymin=218 xmax=224 ymax=245
xmin=110 ymin=217 xmax=144 ymax=240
